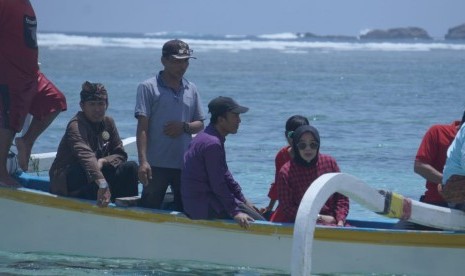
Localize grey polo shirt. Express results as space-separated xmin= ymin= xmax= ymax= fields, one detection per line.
xmin=134 ymin=71 xmax=205 ymax=169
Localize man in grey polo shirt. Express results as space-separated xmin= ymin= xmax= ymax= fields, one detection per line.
xmin=135 ymin=39 xmax=205 ymax=211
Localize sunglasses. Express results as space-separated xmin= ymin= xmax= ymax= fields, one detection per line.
xmin=169 ymin=57 xmax=189 ymax=64
xmin=296 ymin=142 xmax=319 ymax=150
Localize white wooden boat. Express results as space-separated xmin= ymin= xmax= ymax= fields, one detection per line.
xmin=1 ymin=137 xmax=465 ymax=275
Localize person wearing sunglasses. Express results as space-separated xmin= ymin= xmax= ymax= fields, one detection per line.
xmin=272 ymin=125 xmax=349 ymax=226
xmin=260 ymin=115 xmax=309 ymax=221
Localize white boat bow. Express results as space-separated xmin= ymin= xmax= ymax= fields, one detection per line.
xmin=292 ymin=172 xmax=465 ymax=275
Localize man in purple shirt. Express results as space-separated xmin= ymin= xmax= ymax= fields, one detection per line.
xmin=181 ymin=96 xmax=264 ymax=229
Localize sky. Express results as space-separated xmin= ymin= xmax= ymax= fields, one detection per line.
xmin=30 ymin=0 xmax=465 ymax=38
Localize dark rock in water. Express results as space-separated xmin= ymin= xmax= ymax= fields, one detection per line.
xmin=445 ymin=23 xmax=465 ymax=40
xmin=360 ymin=27 xmax=432 ymax=40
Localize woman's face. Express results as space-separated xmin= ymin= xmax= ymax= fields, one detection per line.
xmin=296 ymin=132 xmax=319 ymax=162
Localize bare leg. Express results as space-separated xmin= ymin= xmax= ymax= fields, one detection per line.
xmin=0 ymin=128 xmax=20 ymax=187
xmin=15 ymin=110 xmax=60 ymax=171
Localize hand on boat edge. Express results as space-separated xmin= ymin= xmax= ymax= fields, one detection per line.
xmin=97 ymin=187 xmax=111 ymax=208
xmin=234 ymin=212 xmax=254 ymax=229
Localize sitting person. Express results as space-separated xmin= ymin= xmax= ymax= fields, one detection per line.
xmin=272 ymin=125 xmax=349 ymax=226
xmin=181 ymin=96 xmax=265 ymax=229
xmin=414 ymin=113 xmax=464 ymax=207
xmin=394 ymin=113 xmax=465 ymax=230
xmin=49 ymin=81 xmax=138 ymax=207
xmin=440 ymin=119 xmax=465 ymax=209
xmin=261 ymin=115 xmax=309 ymax=220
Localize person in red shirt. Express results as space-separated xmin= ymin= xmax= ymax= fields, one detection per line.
xmin=0 ymin=0 xmax=39 ymax=187
xmin=394 ymin=114 xmax=465 ymax=230
xmin=414 ymin=114 xmax=464 ymax=207
xmin=0 ymin=1 xmax=67 ymax=184
xmin=260 ymin=115 xmax=309 ymax=220
xmin=273 ymin=125 xmax=349 ymax=226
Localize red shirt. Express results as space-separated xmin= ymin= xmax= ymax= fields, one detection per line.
xmin=272 ymin=154 xmax=349 ymax=223
xmin=415 ymin=121 xmax=460 ymax=204
xmin=0 ymin=0 xmax=38 ymax=84
xmin=267 ymin=146 xmax=291 ymax=200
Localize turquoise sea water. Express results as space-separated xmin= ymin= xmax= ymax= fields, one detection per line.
xmin=3 ymin=32 xmax=465 ymax=275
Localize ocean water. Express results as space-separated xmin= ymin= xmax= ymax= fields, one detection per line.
xmin=3 ymin=32 xmax=465 ymax=275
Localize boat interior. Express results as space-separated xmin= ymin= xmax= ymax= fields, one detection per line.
xmin=13 ymin=171 xmax=452 ymax=232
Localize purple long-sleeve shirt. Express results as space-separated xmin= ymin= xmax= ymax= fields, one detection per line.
xmin=181 ymin=124 xmax=246 ymax=219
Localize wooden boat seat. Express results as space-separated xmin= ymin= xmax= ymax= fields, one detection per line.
xmin=115 ymin=192 xmax=177 ymax=211
xmin=115 ymin=196 xmax=141 ymax=207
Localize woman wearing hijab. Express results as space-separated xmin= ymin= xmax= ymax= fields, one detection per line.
xmin=261 ymin=115 xmax=309 ymax=221
xmin=272 ymin=125 xmax=349 ymax=226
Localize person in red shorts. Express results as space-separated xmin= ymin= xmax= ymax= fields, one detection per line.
xmin=0 ymin=1 xmax=67 ymax=187
xmin=0 ymin=0 xmax=39 ymax=187
xmin=260 ymin=115 xmax=309 ymax=220
xmin=15 ymin=70 xmax=67 ymax=172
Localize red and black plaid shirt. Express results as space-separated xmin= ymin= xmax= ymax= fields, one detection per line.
xmin=275 ymin=154 xmax=349 ymax=223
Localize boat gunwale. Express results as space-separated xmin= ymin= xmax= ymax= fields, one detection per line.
xmin=0 ymin=187 xmax=293 ymax=235
xmin=2 ymin=186 xmax=465 ymax=249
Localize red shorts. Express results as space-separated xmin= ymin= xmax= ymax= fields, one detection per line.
xmin=31 ymin=71 xmax=67 ymax=120
xmin=0 ymin=71 xmax=67 ymax=132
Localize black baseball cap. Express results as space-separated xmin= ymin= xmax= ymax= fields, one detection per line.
xmin=208 ymin=96 xmax=249 ymax=115
xmin=162 ymin=39 xmax=196 ymax=59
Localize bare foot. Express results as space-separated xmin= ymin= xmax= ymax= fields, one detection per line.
xmin=0 ymin=175 xmax=22 ymax=188
xmin=15 ymin=137 xmax=32 ymax=171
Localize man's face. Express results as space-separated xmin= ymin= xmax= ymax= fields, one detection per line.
xmin=218 ymin=111 xmax=242 ymax=135
xmin=80 ymin=100 xmax=107 ymax=123
xmin=162 ymin=56 xmax=189 ymax=79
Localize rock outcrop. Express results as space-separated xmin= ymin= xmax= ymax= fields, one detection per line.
xmin=445 ymin=23 xmax=465 ymax=40
xmin=360 ymin=27 xmax=431 ymax=40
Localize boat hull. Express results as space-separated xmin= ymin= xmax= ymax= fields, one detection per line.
xmin=2 ymin=186 xmax=465 ymax=275
xmin=0 ymin=188 xmax=293 ymax=272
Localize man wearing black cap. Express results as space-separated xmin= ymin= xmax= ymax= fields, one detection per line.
xmin=135 ymin=39 xmax=205 ymax=211
xmin=181 ymin=96 xmax=264 ymax=229
xmin=49 ymin=81 xmax=138 ymax=207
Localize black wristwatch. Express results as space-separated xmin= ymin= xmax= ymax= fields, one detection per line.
xmin=183 ymin=122 xmax=191 ymax=134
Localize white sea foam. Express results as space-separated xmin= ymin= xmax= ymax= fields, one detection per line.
xmin=143 ymin=31 xmax=169 ymax=37
xmin=257 ymin=32 xmax=300 ymax=40
xmin=224 ymin=34 xmax=248 ymax=39
xmin=38 ymin=32 xmax=465 ymax=52
xmin=359 ymin=28 xmax=371 ymax=36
